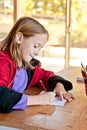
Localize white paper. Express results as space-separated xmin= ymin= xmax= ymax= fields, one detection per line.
xmin=50 ymin=96 xmax=66 ymax=106
xmin=40 ymin=91 xmax=66 ymax=106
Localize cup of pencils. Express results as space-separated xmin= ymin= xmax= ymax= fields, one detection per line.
xmin=81 ymin=62 xmax=87 ymax=95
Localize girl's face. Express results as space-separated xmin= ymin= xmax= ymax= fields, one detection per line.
xmin=19 ymin=33 xmax=48 ymax=63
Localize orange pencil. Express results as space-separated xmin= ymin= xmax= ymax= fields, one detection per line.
xmin=39 ymin=80 xmax=48 ymax=92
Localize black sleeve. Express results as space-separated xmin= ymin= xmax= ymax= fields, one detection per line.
xmin=0 ymin=86 xmax=22 ymax=113
xmin=47 ymin=75 xmax=73 ymax=91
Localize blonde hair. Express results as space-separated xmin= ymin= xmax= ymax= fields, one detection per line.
xmin=1 ymin=16 xmax=48 ymax=68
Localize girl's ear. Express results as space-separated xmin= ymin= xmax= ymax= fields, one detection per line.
xmin=15 ymin=32 xmax=23 ymax=44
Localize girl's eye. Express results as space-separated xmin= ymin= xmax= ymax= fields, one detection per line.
xmin=34 ymin=44 xmax=40 ymax=48
xmin=34 ymin=45 xmax=37 ymax=48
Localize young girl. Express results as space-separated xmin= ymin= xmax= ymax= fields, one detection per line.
xmin=0 ymin=16 xmax=74 ymax=113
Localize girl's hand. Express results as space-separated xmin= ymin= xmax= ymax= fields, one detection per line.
xmin=53 ymin=82 xmax=75 ymax=102
xmin=27 ymin=92 xmax=56 ymax=106
xmin=39 ymin=92 xmax=56 ymax=105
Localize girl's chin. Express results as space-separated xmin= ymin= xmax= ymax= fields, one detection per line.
xmin=25 ymin=58 xmax=32 ymax=63
xmin=29 ymin=57 xmax=33 ymax=62
xmin=24 ymin=59 xmax=36 ymax=70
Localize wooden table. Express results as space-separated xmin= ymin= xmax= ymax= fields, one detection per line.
xmin=0 ymin=66 xmax=87 ymax=130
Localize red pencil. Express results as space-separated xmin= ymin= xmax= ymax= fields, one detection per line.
xmin=39 ymin=80 xmax=48 ymax=92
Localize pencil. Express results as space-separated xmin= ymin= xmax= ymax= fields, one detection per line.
xmin=81 ymin=62 xmax=84 ymax=68
xmin=81 ymin=62 xmax=86 ymax=71
xmin=39 ymin=80 xmax=48 ymax=92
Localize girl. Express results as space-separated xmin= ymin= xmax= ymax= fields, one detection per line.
xmin=0 ymin=16 xmax=74 ymax=113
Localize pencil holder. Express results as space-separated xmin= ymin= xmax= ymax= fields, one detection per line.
xmin=84 ymin=83 xmax=87 ymax=95
xmin=81 ymin=69 xmax=87 ymax=95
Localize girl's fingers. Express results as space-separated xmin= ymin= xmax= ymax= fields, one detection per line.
xmin=50 ymin=92 xmax=56 ymax=101
xmin=56 ymin=91 xmax=75 ymax=102
xmin=66 ymin=92 xmax=75 ymax=99
xmin=58 ymin=92 xmax=64 ymax=100
xmin=63 ymin=92 xmax=75 ymax=102
xmin=68 ymin=92 xmax=75 ymax=99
